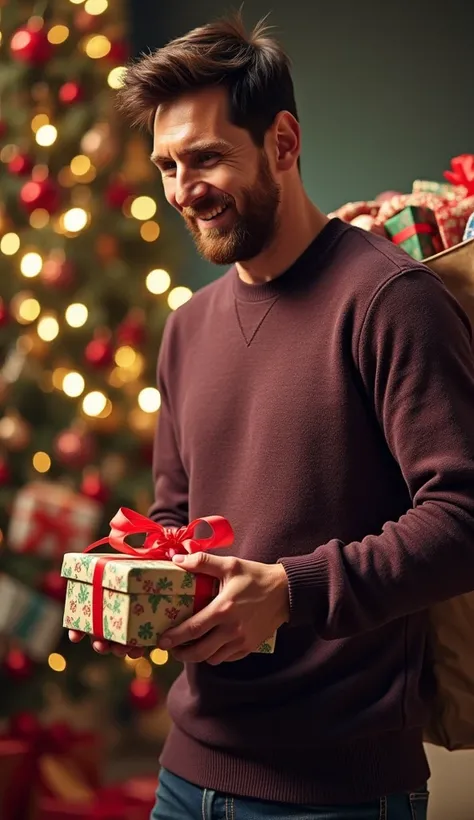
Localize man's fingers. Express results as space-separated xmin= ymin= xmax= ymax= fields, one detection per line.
xmin=69 ymin=631 xmax=144 ymax=658
xmin=68 ymin=630 xmax=85 ymax=643
xmin=91 ymin=639 xmax=113 ymax=654
xmin=172 ymin=551 xmax=238 ymax=579
xmin=172 ymin=627 xmax=232 ymax=664
xmin=158 ymin=597 xmax=228 ymax=649
xmin=205 ymin=641 xmax=248 ymax=666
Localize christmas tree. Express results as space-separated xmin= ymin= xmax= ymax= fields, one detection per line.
xmin=0 ymin=0 xmax=185 ymax=748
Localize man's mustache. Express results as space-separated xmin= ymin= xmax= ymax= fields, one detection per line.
xmin=183 ymin=196 xmax=234 ymax=220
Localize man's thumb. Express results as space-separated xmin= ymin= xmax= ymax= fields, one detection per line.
xmin=172 ymin=551 xmax=227 ymax=578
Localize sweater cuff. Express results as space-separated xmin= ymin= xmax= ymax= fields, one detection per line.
xmin=278 ymin=546 xmax=334 ymax=629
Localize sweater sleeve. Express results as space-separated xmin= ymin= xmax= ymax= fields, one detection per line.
xmin=147 ymin=318 xmax=189 ymax=529
xmin=279 ymin=268 xmax=474 ymax=638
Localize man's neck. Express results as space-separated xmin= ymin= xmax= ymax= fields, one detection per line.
xmin=236 ymin=193 xmax=329 ymax=285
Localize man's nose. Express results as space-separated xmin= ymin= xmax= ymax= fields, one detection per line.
xmin=175 ymin=176 xmax=209 ymax=210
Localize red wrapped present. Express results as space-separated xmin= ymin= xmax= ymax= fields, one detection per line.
xmin=7 ymin=716 xmax=103 ymax=818
xmin=8 ymin=481 xmax=102 ymax=558
xmin=435 ymin=195 xmax=474 ymax=248
xmin=37 ymin=780 xmax=155 ymax=820
xmin=0 ymin=738 xmax=34 ymax=820
xmin=36 ymin=794 xmax=141 ymax=820
xmin=121 ymin=776 xmax=158 ymax=818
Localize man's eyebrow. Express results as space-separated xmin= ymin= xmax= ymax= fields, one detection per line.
xmin=150 ymin=140 xmax=232 ymax=165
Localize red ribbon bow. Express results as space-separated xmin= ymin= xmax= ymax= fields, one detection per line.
xmin=22 ymin=506 xmax=75 ymax=556
xmin=85 ymin=507 xmax=234 ymax=560
xmin=83 ymin=508 xmax=234 ymax=641
xmin=443 ymin=154 xmax=474 ymax=196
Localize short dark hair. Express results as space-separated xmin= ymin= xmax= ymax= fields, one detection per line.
xmin=117 ymin=11 xmax=299 ymax=156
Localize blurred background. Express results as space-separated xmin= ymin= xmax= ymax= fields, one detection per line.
xmin=0 ymin=1 xmax=473 ymax=818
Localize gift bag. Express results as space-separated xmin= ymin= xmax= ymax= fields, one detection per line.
xmin=422 ymin=237 xmax=474 ymax=749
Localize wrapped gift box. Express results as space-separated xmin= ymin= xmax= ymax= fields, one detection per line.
xmin=463 ymin=212 xmax=474 ymax=242
xmin=8 ymin=482 xmax=102 ymax=558
xmin=0 ymin=738 xmax=34 ymax=820
xmin=0 ymin=574 xmax=62 ymax=661
xmin=384 ymin=205 xmax=442 ymax=260
xmin=412 ymin=179 xmax=461 ymax=198
xmin=435 ymin=195 xmax=474 ymax=248
xmin=61 ymin=553 xmax=276 ymax=653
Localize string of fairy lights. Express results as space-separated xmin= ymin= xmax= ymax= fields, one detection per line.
xmin=0 ymin=0 xmax=194 ymax=484
xmin=1 ymin=0 xmax=185 ymax=683
xmin=46 ymin=646 xmax=169 ymax=677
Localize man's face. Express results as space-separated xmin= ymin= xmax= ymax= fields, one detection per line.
xmin=152 ymin=87 xmax=281 ymax=265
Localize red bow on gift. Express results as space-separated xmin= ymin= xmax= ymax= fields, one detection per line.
xmin=83 ymin=509 xmax=234 ymax=642
xmin=443 ymin=154 xmax=474 ymax=196
xmin=85 ymin=507 xmax=234 ymax=560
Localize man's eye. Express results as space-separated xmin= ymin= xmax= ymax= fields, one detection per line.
xmin=161 ymin=161 xmax=176 ymax=173
xmin=199 ymin=153 xmax=218 ymax=166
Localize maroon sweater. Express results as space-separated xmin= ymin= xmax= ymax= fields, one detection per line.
xmin=150 ymin=218 xmax=474 ymax=804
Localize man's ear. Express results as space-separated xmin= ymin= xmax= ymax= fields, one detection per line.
xmin=273 ymin=111 xmax=300 ymax=171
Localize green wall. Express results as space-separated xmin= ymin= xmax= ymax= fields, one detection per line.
xmin=130 ymin=1 xmax=474 ymax=287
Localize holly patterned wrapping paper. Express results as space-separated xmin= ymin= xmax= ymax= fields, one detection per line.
xmin=61 ymin=553 xmax=276 ymax=653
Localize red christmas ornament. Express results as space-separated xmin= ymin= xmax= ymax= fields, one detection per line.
xmin=8 ymin=153 xmax=33 ymax=176
xmin=85 ymin=334 xmax=114 ymax=369
xmin=20 ymin=177 xmax=60 ymax=215
xmin=54 ymin=427 xmax=96 ymax=469
xmin=0 ymin=456 xmax=10 ymax=485
xmin=117 ymin=309 xmax=146 ymax=347
xmin=105 ymin=179 xmax=133 ymax=210
xmin=0 ymin=297 xmax=9 ymax=327
xmin=10 ymin=24 xmax=53 ymax=66
xmin=59 ymin=81 xmax=83 ymax=105
xmin=80 ymin=470 xmax=109 ymax=504
xmin=4 ymin=648 xmax=34 ymax=679
xmin=41 ymin=569 xmax=68 ymax=602
xmin=129 ymin=678 xmax=160 ymax=712
xmin=10 ymin=711 xmax=41 ymax=738
xmin=106 ymin=40 xmax=129 ymax=64
xmin=140 ymin=442 xmax=154 ymax=466
xmin=41 ymin=257 xmax=75 ymax=289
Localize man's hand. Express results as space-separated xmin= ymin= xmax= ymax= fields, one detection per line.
xmin=157 ymin=552 xmax=290 ymax=665
xmin=68 ymin=630 xmax=145 ymax=659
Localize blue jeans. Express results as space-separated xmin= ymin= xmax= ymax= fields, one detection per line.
xmin=151 ymin=768 xmax=429 ymax=820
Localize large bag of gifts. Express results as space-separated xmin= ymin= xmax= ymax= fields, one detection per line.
xmin=330 ymin=153 xmax=474 ymax=261
xmin=421 ymin=238 xmax=474 ymax=750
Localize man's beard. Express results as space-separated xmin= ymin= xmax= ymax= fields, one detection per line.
xmin=182 ymin=154 xmax=281 ymax=265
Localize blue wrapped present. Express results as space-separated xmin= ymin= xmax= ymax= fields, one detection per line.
xmin=463 ymin=212 xmax=474 ymax=242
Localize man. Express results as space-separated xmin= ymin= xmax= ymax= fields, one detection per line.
xmin=70 ymin=12 xmax=474 ymax=820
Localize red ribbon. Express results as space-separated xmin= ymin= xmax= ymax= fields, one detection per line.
xmin=83 ymin=508 xmax=234 ymax=640
xmin=443 ymin=154 xmax=474 ymax=196
xmin=392 ymin=222 xmax=435 ymax=245
xmin=22 ymin=506 xmax=75 ymax=555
